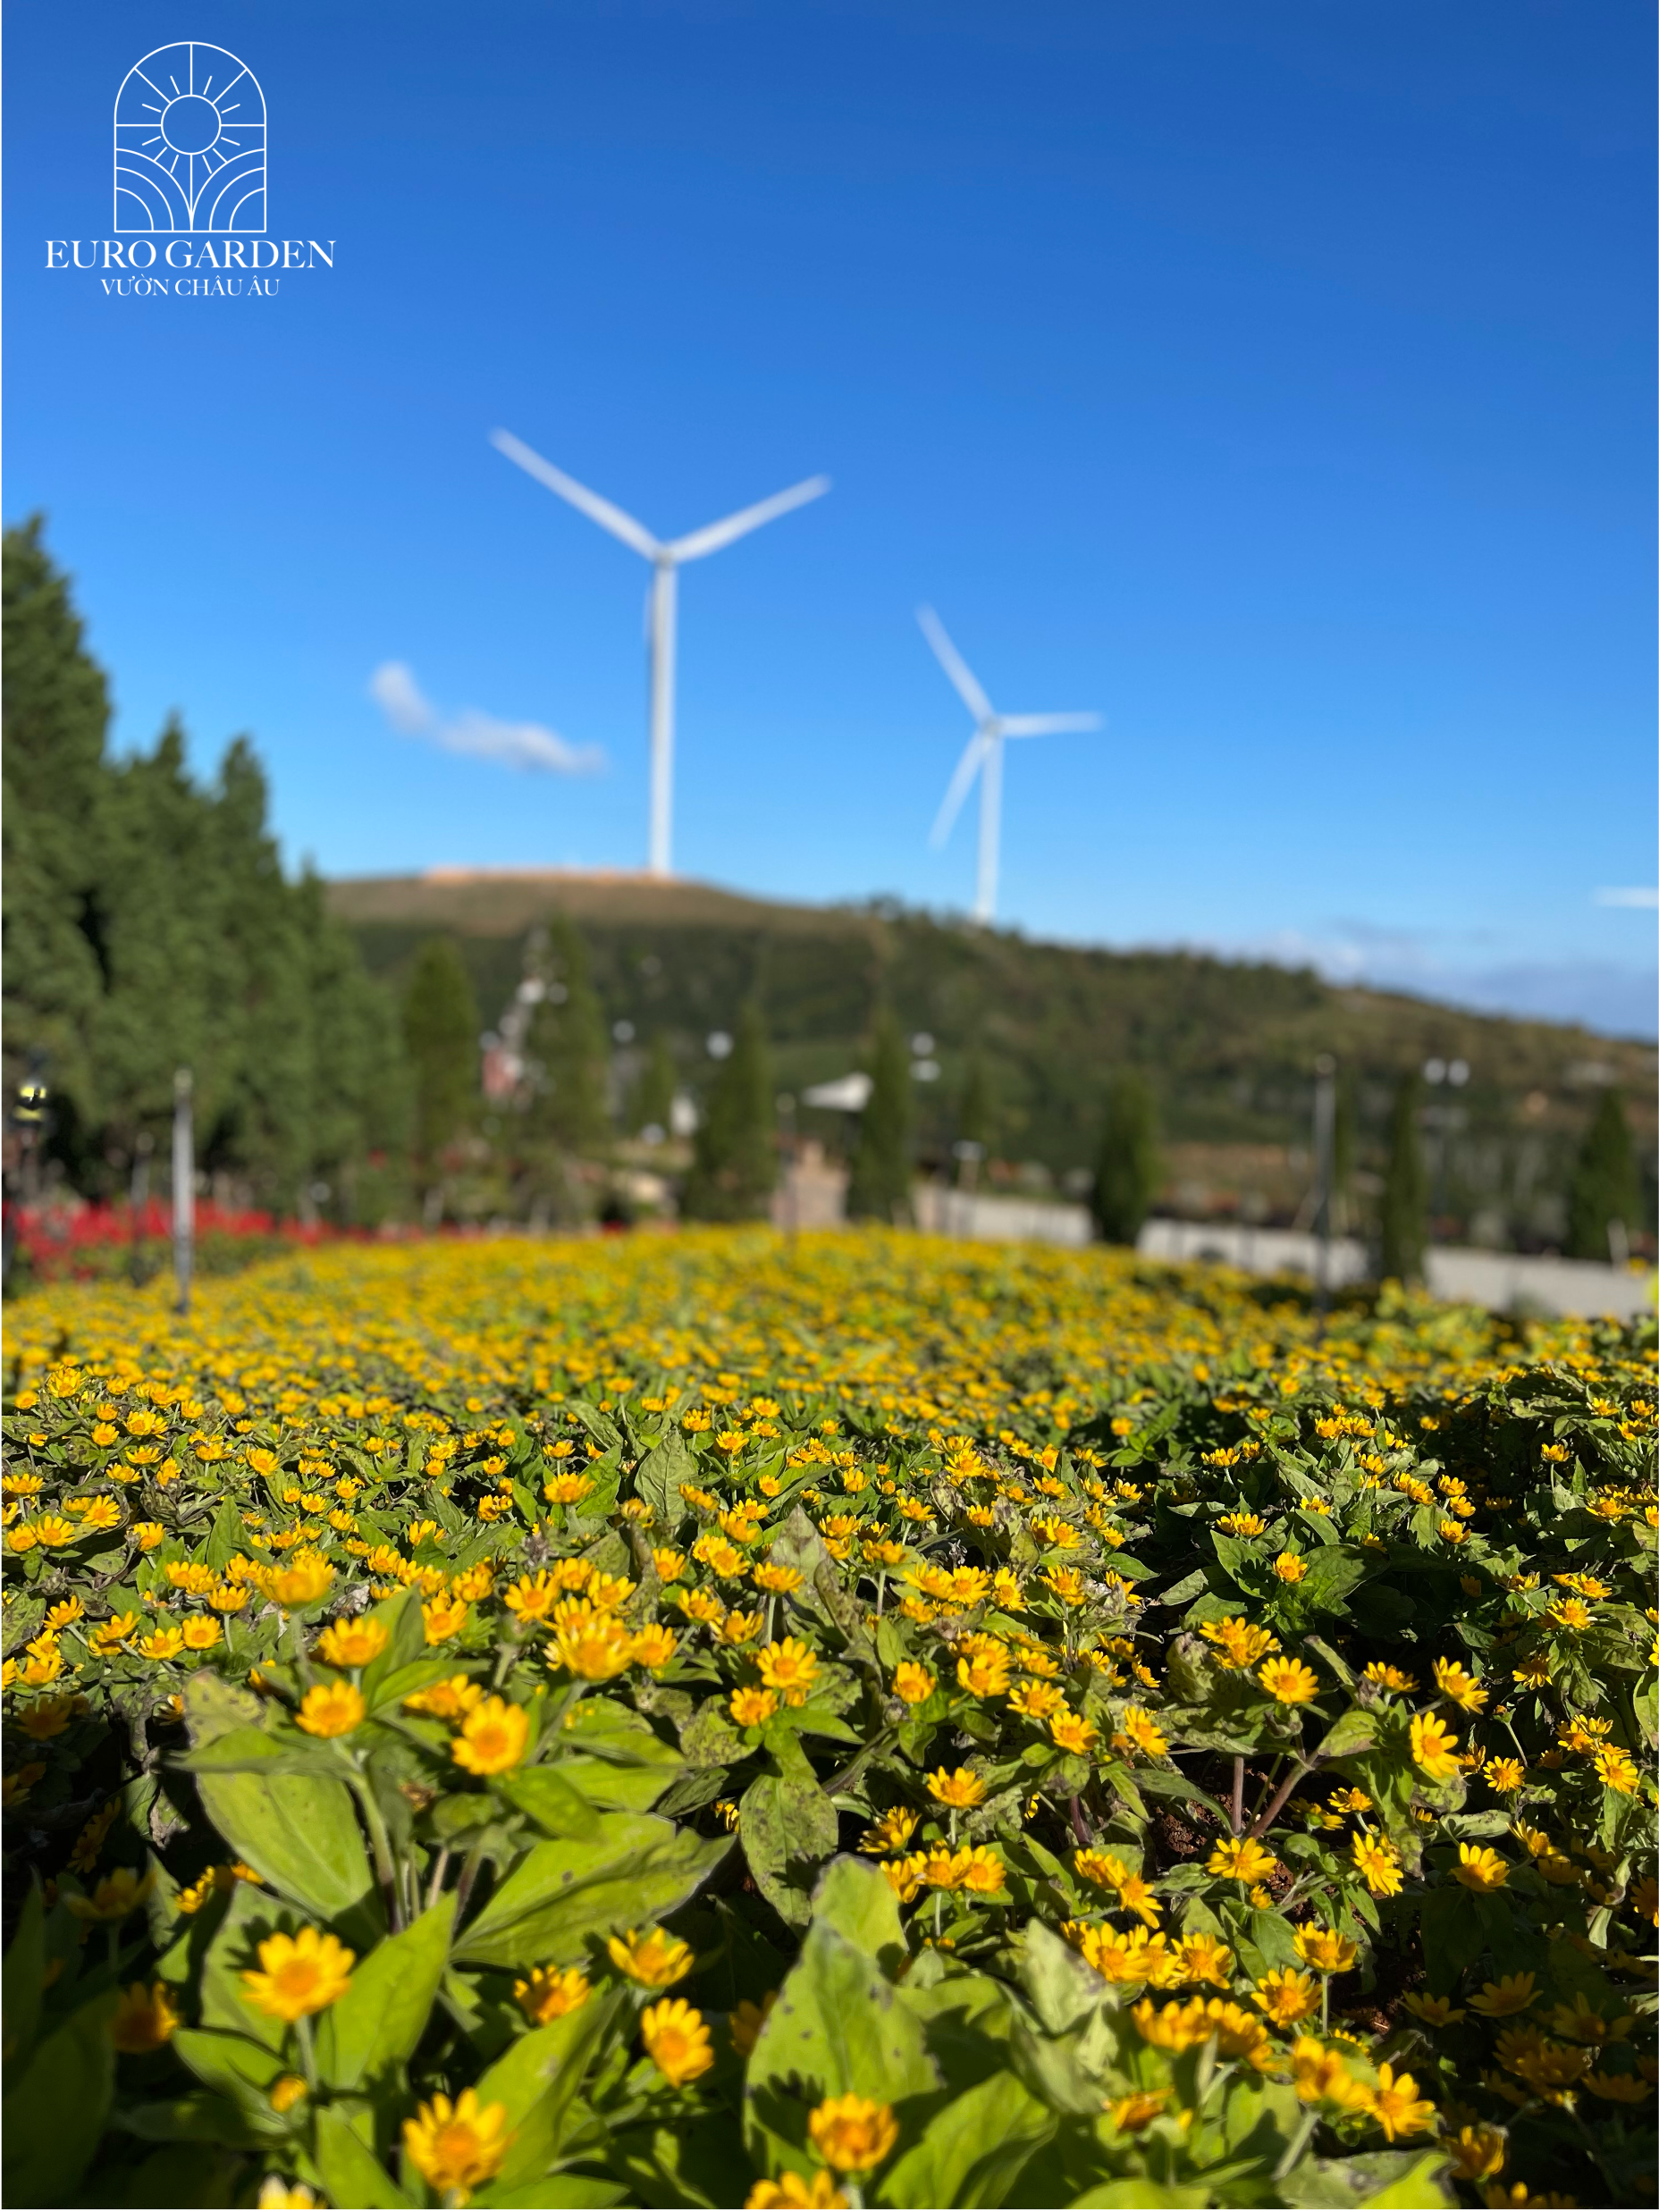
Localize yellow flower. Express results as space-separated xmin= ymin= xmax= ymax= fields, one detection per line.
xmin=628 ymin=1622 xmax=678 ymax=1670
xmin=890 ymin=1661 xmax=936 ymax=1705
xmin=1206 ymin=1836 xmax=1278 ymax=1884
xmin=1468 ymin=1973 xmax=1537 ymax=2018
xmin=1200 ymin=1615 xmax=1280 ymax=1670
xmin=402 ymin=2087 xmax=513 ymax=2204
xmin=1107 ymin=2090 xmax=1169 ymax=2134
xmin=405 ymin=1672 xmax=484 ymax=1720
xmin=756 ymin=1636 xmax=820 ymax=1702
xmin=181 ymin=1615 xmax=223 ymax=1651
xmin=1258 ymin=1657 xmax=1319 ymax=1704
xmin=1050 ymin=1712 xmax=1099 ymax=1754
xmin=1433 ymin=1656 xmax=1488 ymax=1711
xmin=1292 ymin=1925 xmax=1358 ymax=1974
xmin=1175 ymin=1932 xmax=1233 ymax=1987
xmin=514 ymin=1963 xmax=591 ymax=2023
xmin=419 ymin=1594 xmax=468 ymax=1643
xmin=269 ymin=2076 xmax=308 ymax=2115
xmin=641 ymin=1996 xmax=714 ymax=2085
xmin=109 ymin=1979 xmax=181 ymax=2051
xmin=1273 ymin=1552 xmax=1308 ymax=1583
xmin=451 ymin=1696 xmax=530 ymax=1775
xmin=1358 ymin=2061 xmax=1436 ymax=2141
xmin=553 ymin=1612 xmax=633 ymax=1680
xmin=729 ymin=1991 xmax=777 ymax=2056
xmin=269 ymin=1550 xmax=334 ymax=1608
xmin=1482 ymin=1756 xmax=1525 ymax=1794
xmin=731 ymin=1686 xmax=779 ymax=1727
xmin=295 ymin=1679 xmax=366 ymax=1738
xmin=1592 ymin=1744 xmax=1640 ymax=1795
xmin=18 ymin=1694 xmax=81 ymax=1740
xmin=240 ymin=1926 xmax=356 ymax=2022
xmin=1251 ymin=1969 xmax=1320 ymax=2026
xmin=1111 ymin=1706 xmax=1168 ymax=1759
xmin=137 ymin=1626 xmax=185 ymax=1661
xmin=807 ymin=2094 xmax=899 ymax=2175
xmin=607 ymin=1926 xmax=695 ymax=1988
xmin=1351 ymin=1833 xmax=1403 ymax=1897
xmin=1409 ymin=1711 xmax=1461 ymax=1781
xmin=1362 ymin=1661 xmax=1417 ymax=1693
xmin=1453 ymin=1844 xmax=1509 ymax=1892
xmin=1132 ymin=1995 xmax=1272 ymax=2066
xmin=1288 ymin=2035 xmax=1364 ymax=2107
xmin=859 ymin=1807 xmax=917 ymax=1855
xmin=66 ymin=1867 xmax=153 ymax=1922
xmin=315 ymin=1617 xmax=389 ymax=1668
xmin=925 ymin=1765 xmax=987 ymax=1809
xmin=745 ymin=2174 xmax=847 ymax=2209
xmin=257 ymin=2180 xmax=319 ymax=2209
xmin=1402 ymin=1992 xmax=1466 ymax=2027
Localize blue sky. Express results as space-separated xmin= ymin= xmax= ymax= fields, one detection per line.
xmin=8 ymin=1 xmax=1655 ymax=1034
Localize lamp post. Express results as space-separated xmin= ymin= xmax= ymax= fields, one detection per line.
xmin=173 ymin=1069 xmax=195 ymax=1317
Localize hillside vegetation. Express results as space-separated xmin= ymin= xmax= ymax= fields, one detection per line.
xmin=330 ymin=873 xmax=1657 ymax=1249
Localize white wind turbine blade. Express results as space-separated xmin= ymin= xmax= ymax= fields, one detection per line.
xmin=916 ymin=606 xmax=994 ymax=724
xmin=998 ymin=711 xmax=1102 ymax=737
xmin=490 ymin=430 xmax=661 ymax=560
xmin=930 ymin=730 xmax=991 ymax=847
xmin=667 ymin=475 xmax=831 ymax=563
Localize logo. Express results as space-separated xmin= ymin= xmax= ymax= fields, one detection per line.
xmin=114 ymin=41 xmax=266 ymax=232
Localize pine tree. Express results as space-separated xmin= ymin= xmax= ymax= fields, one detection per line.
xmin=1091 ymin=1072 xmax=1159 ymax=1245
xmin=1566 ymin=1089 xmax=1639 ymax=1261
xmin=523 ymin=917 xmax=609 ymax=1154
xmin=681 ymin=1002 xmax=775 ymax=1221
xmin=847 ymin=1005 xmax=913 ymax=1223
xmin=1378 ymin=1071 xmax=1427 ymax=1282
xmin=634 ymin=1033 xmax=676 ymax=1137
xmin=403 ymin=938 xmax=478 ymax=1183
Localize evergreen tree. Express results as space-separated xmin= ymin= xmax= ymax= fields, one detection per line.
xmin=681 ymin=1002 xmax=774 ymax=1221
xmin=847 ymin=1005 xmax=913 ymax=1223
xmin=1091 ymin=1072 xmax=1159 ymax=1245
xmin=956 ymin=1052 xmax=992 ymax=1185
xmin=634 ymin=1033 xmax=676 ymax=1137
xmin=2 ymin=517 xmax=113 ymax=1127
xmin=1378 ymin=1071 xmax=1427 ymax=1282
xmin=403 ymin=938 xmax=477 ymax=1181
xmin=1566 ymin=1089 xmax=1639 ymax=1261
xmin=523 ymin=916 xmax=609 ymax=1153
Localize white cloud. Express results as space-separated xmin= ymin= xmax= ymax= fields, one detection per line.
xmin=367 ymin=661 xmax=603 ymax=776
xmin=1594 ymin=887 xmax=1659 ymax=910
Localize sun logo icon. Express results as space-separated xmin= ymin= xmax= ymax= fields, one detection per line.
xmin=114 ymin=42 xmax=266 ymax=233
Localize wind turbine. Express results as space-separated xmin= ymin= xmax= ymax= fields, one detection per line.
xmin=491 ymin=429 xmax=830 ymax=877
xmin=919 ymin=606 xmax=1100 ymax=925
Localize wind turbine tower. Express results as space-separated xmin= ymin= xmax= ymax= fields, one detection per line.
xmin=919 ymin=605 xmax=1100 ymax=925
xmin=492 ymin=430 xmax=830 ymax=877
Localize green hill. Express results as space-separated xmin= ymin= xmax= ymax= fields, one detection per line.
xmin=329 ymin=871 xmax=1657 ymax=1249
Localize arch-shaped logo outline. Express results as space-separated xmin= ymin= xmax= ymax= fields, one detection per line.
xmin=114 ymin=43 xmax=267 ymax=232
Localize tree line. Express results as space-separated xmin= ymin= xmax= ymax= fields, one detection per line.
xmin=4 ymin=517 xmax=1640 ymax=1268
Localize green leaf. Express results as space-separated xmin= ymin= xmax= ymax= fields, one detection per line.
xmin=636 ymin=1429 xmax=695 ymax=1526
xmin=744 ymin=1920 xmax=939 ymax=2178
xmin=316 ymin=1892 xmax=455 ymax=2092
xmin=474 ymin=1988 xmax=621 ymax=2191
xmin=499 ymin=1768 xmax=602 ymax=1839
xmin=739 ymin=1769 xmax=841 ymax=1928
xmin=1 ymin=1984 xmax=115 ymax=2204
xmin=1356 ymin=2149 xmax=1453 ymax=2208
xmin=1298 ymin=1549 xmax=1369 ymax=1615
xmin=192 ymin=1743 xmax=384 ymax=1948
xmin=173 ymin=2025 xmax=290 ymax=2123
xmin=1 ymin=1883 xmax=46 ymax=2082
xmin=474 ymin=2181 xmax=628 ymax=2209
xmin=181 ymin=1670 xmax=265 ymax=1747
xmin=1016 ymin=1919 xmax=1105 ymax=2035
xmin=876 ymin=2068 xmax=1054 ymax=2208
xmin=1318 ymin=1708 xmax=1379 ymax=1760
xmin=313 ymin=2102 xmax=415 ymax=2208
xmin=811 ymin=1855 xmax=906 ymax=1973
xmin=455 ymin=1814 xmax=729 ymax=1969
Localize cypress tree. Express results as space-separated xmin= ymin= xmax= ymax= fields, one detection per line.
xmin=403 ymin=937 xmax=478 ymax=1182
xmin=1091 ymin=1072 xmax=1159 ymax=1245
xmin=681 ymin=1002 xmax=774 ymax=1221
xmin=1566 ymin=1089 xmax=1639 ymax=1261
xmin=524 ymin=916 xmax=609 ymax=1153
xmin=847 ymin=1005 xmax=913 ymax=1223
xmin=956 ymin=1052 xmax=992 ymax=1184
xmin=634 ymin=1033 xmax=676 ymax=1137
xmin=1378 ymin=1071 xmax=1427 ymax=1282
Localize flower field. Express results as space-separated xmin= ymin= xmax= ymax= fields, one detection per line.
xmin=3 ymin=1231 xmax=1655 ymax=2210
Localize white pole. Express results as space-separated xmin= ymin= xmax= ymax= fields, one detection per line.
xmin=648 ymin=561 xmax=678 ymax=877
xmin=172 ymin=1066 xmax=195 ymax=1316
xmin=974 ymin=733 xmax=1002 ymax=925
